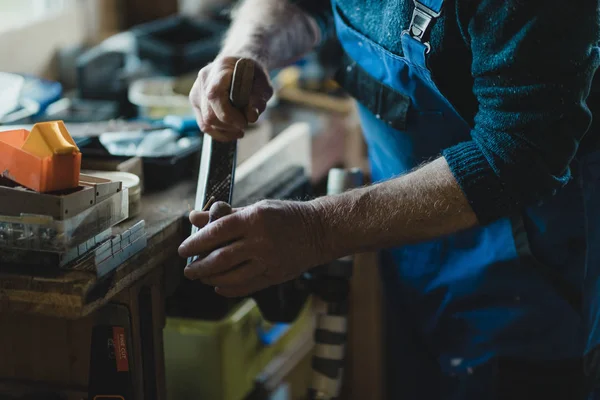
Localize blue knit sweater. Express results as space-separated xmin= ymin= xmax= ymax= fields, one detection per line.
xmin=295 ymin=0 xmax=600 ymax=224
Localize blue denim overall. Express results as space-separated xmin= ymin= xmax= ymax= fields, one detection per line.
xmin=332 ymin=0 xmax=600 ymax=398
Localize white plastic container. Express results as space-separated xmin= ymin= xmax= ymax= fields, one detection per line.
xmin=128 ymin=77 xmax=192 ymax=119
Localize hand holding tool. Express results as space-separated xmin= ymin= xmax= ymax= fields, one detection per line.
xmin=187 ymin=58 xmax=255 ymax=265
xmin=208 ymin=200 xmax=233 ymax=222
xmin=187 ymin=59 xmax=310 ymax=324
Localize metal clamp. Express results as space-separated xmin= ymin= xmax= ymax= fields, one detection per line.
xmin=403 ymin=0 xmax=442 ymax=53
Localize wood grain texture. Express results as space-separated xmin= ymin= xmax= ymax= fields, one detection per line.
xmin=0 ymin=312 xmax=95 ymax=389
xmin=341 ymin=252 xmax=385 ymax=400
xmin=230 ymin=58 xmax=255 ymax=109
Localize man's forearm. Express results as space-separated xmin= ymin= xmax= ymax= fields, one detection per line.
xmin=220 ymin=0 xmax=320 ymax=70
xmin=310 ymin=157 xmax=479 ymax=259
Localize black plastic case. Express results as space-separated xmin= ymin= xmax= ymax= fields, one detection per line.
xmin=132 ymin=15 xmax=228 ymax=76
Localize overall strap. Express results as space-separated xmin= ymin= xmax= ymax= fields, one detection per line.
xmin=404 ymin=0 xmax=445 ymax=53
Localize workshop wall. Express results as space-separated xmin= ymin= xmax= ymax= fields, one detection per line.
xmin=178 ymin=0 xmax=231 ymax=17
xmin=0 ymin=0 xmax=120 ymax=78
xmin=123 ymin=0 xmax=178 ymax=27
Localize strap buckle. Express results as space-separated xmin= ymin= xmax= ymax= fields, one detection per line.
xmin=406 ymin=0 xmax=441 ymax=44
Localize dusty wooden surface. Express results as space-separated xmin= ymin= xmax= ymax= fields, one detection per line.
xmin=0 ymin=180 xmax=196 ymax=319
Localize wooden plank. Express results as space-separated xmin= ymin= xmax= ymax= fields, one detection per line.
xmin=341 ymin=252 xmax=385 ymax=400
xmin=0 ymin=312 xmax=95 ymax=389
xmin=0 ymin=381 xmax=87 ymax=400
xmin=268 ymin=106 xmax=350 ymax=185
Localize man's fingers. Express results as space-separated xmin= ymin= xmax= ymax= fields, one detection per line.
xmin=204 ymin=104 xmax=243 ymax=135
xmin=206 ymin=69 xmax=247 ymax=132
xmin=193 ymin=100 xmax=231 ymax=140
xmin=200 ymin=92 xmax=242 ymax=138
xmin=245 ymin=107 xmax=260 ymax=124
xmin=189 ymin=206 xmax=241 ymax=228
xmin=183 ymin=240 xmax=251 ymax=280
xmin=215 ymin=275 xmax=271 ymax=298
xmin=201 ymin=260 xmax=265 ymax=287
xmin=246 ymin=92 xmax=269 ymax=123
xmin=211 ymin=92 xmax=247 ymax=132
xmin=178 ymin=213 xmax=246 ymax=258
xmin=189 ymin=210 xmax=209 ymax=228
xmin=191 ymin=79 xmax=235 ymax=135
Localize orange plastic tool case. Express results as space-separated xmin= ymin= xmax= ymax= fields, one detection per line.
xmin=0 ymin=120 xmax=81 ymax=192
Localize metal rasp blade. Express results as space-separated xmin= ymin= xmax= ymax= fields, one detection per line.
xmin=188 ymin=59 xmax=255 ymax=264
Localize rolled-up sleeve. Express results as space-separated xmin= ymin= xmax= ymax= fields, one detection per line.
xmin=442 ymin=0 xmax=600 ymax=224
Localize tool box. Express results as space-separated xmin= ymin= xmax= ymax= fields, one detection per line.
xmin=128 ymin=76 xmax=194 ymax=118
xmin=132 ymin=15 xmax=227 ymax=76
xmin=0 ymin=221 xmax=147 ymax=279
xmin=0 ymin=173 xmax=121 ymax=219
xmin=0 ymin=174 xmax=128 ymax=252
xmin=164 ymin=298 xmax=314 ymax=400
xmin=76 ymin=42 xmax=153 ymax=118
xmin=0 ymin=188 xmax=128 ymax=252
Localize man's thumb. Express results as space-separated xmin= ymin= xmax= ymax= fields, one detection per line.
xmin=245 ymin=106 xmax=260 ymax=124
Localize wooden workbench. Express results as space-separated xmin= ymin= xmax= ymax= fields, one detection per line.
xmin=0 ymin=180 xmax=196 ymax=400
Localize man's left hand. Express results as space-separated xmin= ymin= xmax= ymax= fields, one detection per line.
xmin=178 ymin=200 xmax=326 ymax=298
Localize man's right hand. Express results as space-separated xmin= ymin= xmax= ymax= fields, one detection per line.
xmin=189 ymin=56 xmax=274 ymax=142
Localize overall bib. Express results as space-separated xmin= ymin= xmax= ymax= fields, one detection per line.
xmin=331 ymin=0 xmax=600 ymax=398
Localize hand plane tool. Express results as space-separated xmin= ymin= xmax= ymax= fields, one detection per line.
xmin=188 ymin=59 xmax=309 ymax=323
xmin=188 ymin=58 xmax=255 ymax=266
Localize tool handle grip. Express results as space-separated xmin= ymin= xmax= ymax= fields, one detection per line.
xmin=208 ymin=201 xmax=233 ymax=223
xmin=229 ymin=58 xmax=255 ymax=110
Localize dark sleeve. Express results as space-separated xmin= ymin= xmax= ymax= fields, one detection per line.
xmin=441 ymin=0 xmax=600 ymax=224
xmin=290 ymin=0 xmax=334 ymax=41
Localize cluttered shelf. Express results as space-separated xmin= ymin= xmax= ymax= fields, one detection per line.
xmin=0 ymin=179 xmax=196 ymax=319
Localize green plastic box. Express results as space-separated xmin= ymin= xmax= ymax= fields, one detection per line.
xmin=164 ymin=298 xmax=313 ymax=400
